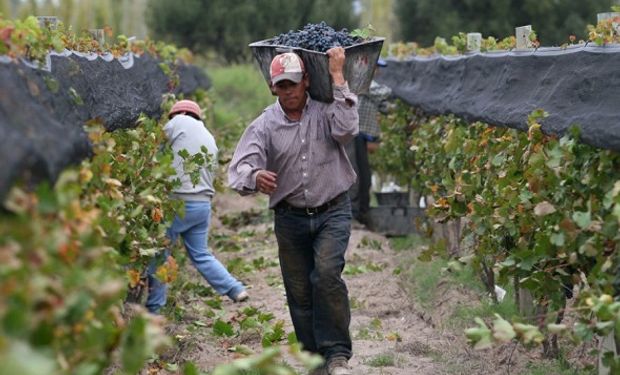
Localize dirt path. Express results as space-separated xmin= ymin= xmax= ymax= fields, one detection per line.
xmin=209 ymin=192 xmax=454 ymax=374
xmin=150 ymin=192 xmax=592 ymax=375
xmin=343 ymin=227 xmax=444 ymax=374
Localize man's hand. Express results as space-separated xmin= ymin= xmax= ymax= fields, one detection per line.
xmin=256 ymin=170 xmax=278 ymax=195
xmin=326 ymin=47 xmax=346 ymax=86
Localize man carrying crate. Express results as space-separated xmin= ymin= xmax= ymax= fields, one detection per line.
xmin=228 ymin=47 xmax=358 ymax=375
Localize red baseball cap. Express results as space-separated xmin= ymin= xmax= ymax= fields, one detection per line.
xmin=270 ymin=52 xmax=305 ymax=85
xmin=169 ymin=100 xmax=201 ymax=119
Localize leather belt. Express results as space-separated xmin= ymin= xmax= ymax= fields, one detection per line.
xmin=277 ymin=192 xmax=347 ymax=216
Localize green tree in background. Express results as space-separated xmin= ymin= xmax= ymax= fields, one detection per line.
xmin=303 ymin=0 xmax=358 ymax=30
xmin=146 ymin=0 xmax=359 ymax=62
xmin=3 ymin=0 xmax=148 ymax=38
xmin=0 ymin=0 xmax=10 ymax=16
xmin=92 ymin=0 xmax=111 ymax=29
xmin=6 ymin=0 xmax=611 ymax=56
xmin=395 ymin=0 xmax=615 ymax=46
xmin=57 ymin=0 xmax=74 ymax=28
xmin=17 ymin=0 xmax=36 ymax=18
xmin=359 ymin=0 xmax=396 ymax=44
xmin=522 ymin=0 xmax=615 ymax=44
xmin=119 ymin=0 xmax=148 ymax=40
xmin=73 ymin=0 xmax=92 ymax=31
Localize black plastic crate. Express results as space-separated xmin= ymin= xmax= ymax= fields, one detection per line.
xmin=374 ymin=191 xmax=409 ymax=207
xmin=366 ymin=206 xmax=425 ymax=237
xmin=249 ymin=37 xmax=384 ymax=103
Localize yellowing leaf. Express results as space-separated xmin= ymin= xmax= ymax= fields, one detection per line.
xmin=602 ymin=257 xmax=613 ymax=272
xmin=547 ymin=323 xmax=567 ymax=334
xmin=513 ymin=323 xmax=544 ymax=344
xmin=492 ymin=314 xmax=516 ymax=342
xmin=600 ymin=294 xmax=614 ymax=304
xmin=79 ymin=168 xmax=93 ymax=184
xmin=610 ymin=181 xmax=620 ymax=197
xmin=127 ymin=269 xmax=141 ymax=288
xmin=528 ymin=122 xmax=542 ymax=140
xmin=534 ymin=201 xmax=556 ymax=216
xmin=465 ymin=318 xmax=493 ymax=350
xmin=151 ymin=207 xmax=163 ymax=223
xmin=143 ymin=195 xmax=161 ymax=204
xmin=156 ymin=256 xmax=178 ymax=283
xmin=103 ymin=178 xmax=122 ymax=187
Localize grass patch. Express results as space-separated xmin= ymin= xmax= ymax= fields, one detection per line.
xmin=209 ymin=64 xmax=273 ymax=118
xmin=448 ymin=262 xmax=484 ymax=292
xmin=403 ymin=255 xmax=448 ymax=308
xmin=358 ymin=236 xmax=383 ymax=251
xmin=444 ymin=265 xmax=519 ymax=329
xmin=396 ymin=236 xmax=593 ymax=374
xmin=354 ymin=318 xmax=384 ymax=340
xmin=426 ymin=349 xmax=494 ymax=375
xmin=397 ymin=236 xmax=518 ymax=328
xmin=520 ymin=359 xmax=596 ymax=375
xmin=349 ymin=296 xmax=366 ymax=310
xmin=206 ymin=64 xmax=274 ymax=152
xmin=446 ymin=293 xmax=518 ymax=330
xmin=365 ymin=353 xmax=396 ymax=367
xmin=390 ymin=234 xmax=429 ymax=252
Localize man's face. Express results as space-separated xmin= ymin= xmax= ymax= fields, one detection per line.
xmin=272 ymin=76 xmax=309 ymax=113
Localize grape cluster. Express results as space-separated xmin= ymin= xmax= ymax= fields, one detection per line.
xmin=272 ymin=21 xmax=361 ymax=52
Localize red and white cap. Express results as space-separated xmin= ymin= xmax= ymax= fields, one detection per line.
xmin=270 ymin=52 xmax=305 ymax=85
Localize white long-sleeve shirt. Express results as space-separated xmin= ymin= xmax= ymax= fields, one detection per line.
xmin=164 ymin=114 xmax=217 ymax=201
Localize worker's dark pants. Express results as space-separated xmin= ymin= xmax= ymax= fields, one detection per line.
xmin=273 ymin=196 xmax=352 ymax=361
xmin=346 ymin=135 xmax=371 ymax=223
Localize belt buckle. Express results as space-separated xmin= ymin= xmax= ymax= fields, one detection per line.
xmin=306 ymin=207 xmax=317 ymax=215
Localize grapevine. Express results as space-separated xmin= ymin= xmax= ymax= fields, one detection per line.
xmin=0 ymin=14 xmax=209 ymax=374
xmin=0 ymin=14 xmax=193 ymax=64
xmin=372 ymin=100 xmax=620 ymax=368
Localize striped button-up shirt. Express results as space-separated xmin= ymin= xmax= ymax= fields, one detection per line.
xmin=228 ymin=83 xmax=359 ymax=208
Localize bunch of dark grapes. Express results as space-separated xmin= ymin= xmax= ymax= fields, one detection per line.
xmin=272 ymin=21 xmax=361 ymax=52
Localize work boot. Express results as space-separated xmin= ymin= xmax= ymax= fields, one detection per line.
xmin=326 ymin=356 xmax=351 ymax=375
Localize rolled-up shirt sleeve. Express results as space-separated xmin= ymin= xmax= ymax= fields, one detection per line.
xmin=228 ymin=120 xmax=267 ymax=195
xmin=327 ymin=82 xmax=359 ymax=145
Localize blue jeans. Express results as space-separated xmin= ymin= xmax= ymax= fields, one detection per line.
xmin=146 ymin=200 xmax=245 ymax=313
xmin=274 ymin=194 xmax=353 ymax=361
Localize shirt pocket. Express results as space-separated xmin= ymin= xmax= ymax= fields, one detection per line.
xmin=311 ymin=135 xmax=338 ymax=169
xmin=313 ymin=116 xmax=331 ymax=141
